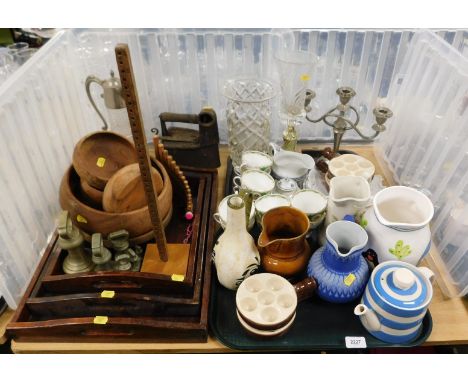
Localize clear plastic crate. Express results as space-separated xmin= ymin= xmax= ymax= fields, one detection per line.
xmin=0 ymin=28 xmax=467 ymax=308
xmin=376 ymin=30 xmax=468 ymax=297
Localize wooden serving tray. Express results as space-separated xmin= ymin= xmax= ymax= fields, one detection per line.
xmin=7 ymin=169 xmax=218 ymax=343
xmin=23 ymin=172 xmax=211 ymax=319
xmin=40 ymin=169 xmax=209 ymax=297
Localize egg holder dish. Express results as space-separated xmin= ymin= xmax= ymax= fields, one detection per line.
xmin=326 ymin=154 xmax=375 ymax=186
xmin=235 ymin=273 xmax=316 ymax=337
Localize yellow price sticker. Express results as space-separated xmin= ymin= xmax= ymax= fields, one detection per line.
xmin=300 ymin=74 xmax=311 ymax=81
xmin=101 ymin=290 xmax=115 ymax=299
xmin=96 ymin=157 xmax=106 ymax=168
xmin=93 ymin=316 xmax=108 ymax=325
xmin=344 ymin=273 xmax=356 ymax=287
xmin=171 ymin=274 xmax=185 ymax=282
xmin=76 ymin=214 xmax=87 ymax=224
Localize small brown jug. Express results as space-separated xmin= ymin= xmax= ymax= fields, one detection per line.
xmin=257 ymin=206 xmax=311 ymax=277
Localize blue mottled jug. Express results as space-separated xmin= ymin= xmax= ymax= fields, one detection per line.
xmin=307 ymin=218 xmax=370 ymax=303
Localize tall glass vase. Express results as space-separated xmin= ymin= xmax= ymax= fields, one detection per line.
xmin=275 ymin=51 xmax=316 ymax=150
xmin=223 ymin=78 xmax=276 ymax=166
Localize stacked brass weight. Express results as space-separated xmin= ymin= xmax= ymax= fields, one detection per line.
xmin=109 ymin=230 xmax=141 ymax=271
xmin=58 ymin=211 xmax=94 ymax=274
xmin=91 ymin=233 xmax=113 ymax=271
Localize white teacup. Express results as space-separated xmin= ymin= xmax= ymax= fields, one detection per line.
xmin=233 ymin=170 xmax=276 ymax=195
xmin=213 ymin=194 xmax=255 ymax=230
xmin=234 ymin=151 xmax=273 ymax=175
xmin=291 ymin=189 xmax=327 ymax=229
xmin=254 ymin=194 xmax=291 ymax=225
xmin=233 ymin=170 xmax=276 ymax=223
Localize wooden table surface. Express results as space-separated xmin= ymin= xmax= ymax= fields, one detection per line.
xmin=8 ymin=144 xmax=468 ymax=353
xmin=0 ymin=308 xmax=14 ymax=346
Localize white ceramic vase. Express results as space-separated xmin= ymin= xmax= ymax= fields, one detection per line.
xmin=213 ymin=195 xmax=260 ymax=290
xmin=362 ymin=186 xmax=434 ymax=266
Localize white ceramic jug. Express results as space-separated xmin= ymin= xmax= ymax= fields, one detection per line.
xmin=362 ymin=186 xmax=434 ymax=266
xmin=269 ymin=143 xmax=316 ymax=183
xmin=324 ymin=175 xmax=371 ymax=227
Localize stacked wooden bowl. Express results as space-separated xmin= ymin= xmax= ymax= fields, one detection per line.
xmin=60 ymin=131 xmax=173 ymax=243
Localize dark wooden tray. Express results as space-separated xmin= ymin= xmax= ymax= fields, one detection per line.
xmin=39 ymin=169 xmax=209 ymax=297
xmin=24 ymin=172 xmax=211 ymax=319
xmin=7 ymin=169 xmax=218 ymax=343
xmin=209 ymin=152 xmax=433 ymax=350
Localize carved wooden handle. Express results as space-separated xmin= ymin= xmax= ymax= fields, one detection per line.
xmin=294 ymin=277 xmax=317 ymax=303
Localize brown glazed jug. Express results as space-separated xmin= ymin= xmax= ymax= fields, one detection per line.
xmin=258 ymin=206 xmax=311 ymax=277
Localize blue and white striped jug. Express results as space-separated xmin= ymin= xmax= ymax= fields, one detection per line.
xmin=354 ymin=261 xmax=434 ymax=344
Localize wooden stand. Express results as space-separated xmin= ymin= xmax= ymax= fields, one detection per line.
xmin=141 ymin=244 xmax=190 ymax=277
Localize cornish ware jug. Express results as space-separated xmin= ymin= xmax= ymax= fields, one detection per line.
xmin=354 ymin=261 xmax=434 ymax=344
xmin=362 ymin=186 xmax=434 ymax=265
xmin=213 ymin=195 xmax=260 ymax=290
xmin=324 ymin=175 xmax=371 ymax=227
xmin=307 ymin=218 xmax=370 ymax=303
xmin=258 ymin=206 xmax=311 ymax=277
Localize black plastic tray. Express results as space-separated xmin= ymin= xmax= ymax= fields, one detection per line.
xmin=208 ymin=150 xmax=433 ymax=351
xmin=0 ymin=297 xmax=6 ymax=317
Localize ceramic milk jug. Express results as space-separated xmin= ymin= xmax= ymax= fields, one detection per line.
xmin=307 ymin=218 xmax=370 ymax=303
xmin=325 ymin=175 xmax=371 ymax=227
xmin=269 ymin=143 xmax=315 ymax=184
xmin=213 ymin=195 xmax=260 ymax=290
xmin=354 ymin=261 xmax=434 ymax=344
xmin=257 ymin=206 xmax=311 ymax=278
xmin=362 ymin=186 xmax=434 ymax=265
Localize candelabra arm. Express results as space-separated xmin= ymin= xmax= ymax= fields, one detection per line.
xmin=349 ymin=105 xmax=360 ymax=127
xmin=349 ymin=126 xmax=380 ymax=140
xmin=305 ymin=106 xmax=338 ymax=124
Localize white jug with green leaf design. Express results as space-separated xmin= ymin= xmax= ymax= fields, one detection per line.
xmin=362 ymin=186 xmax=434 ymax=266
xmin=325 ymin=175 xmax=371 ymax=227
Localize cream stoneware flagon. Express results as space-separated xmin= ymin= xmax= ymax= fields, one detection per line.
xmin=213 ymin=195 xmax=260 ymax=290
xmin=362 ymin=186 xmax=434 ymax=265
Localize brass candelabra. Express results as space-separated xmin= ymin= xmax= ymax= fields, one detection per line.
xmin=304 ymin=86 xmax=393 ymax=153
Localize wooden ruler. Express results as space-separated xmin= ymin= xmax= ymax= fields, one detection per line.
xmin=115 ymin=43 xmax=168 ymax=262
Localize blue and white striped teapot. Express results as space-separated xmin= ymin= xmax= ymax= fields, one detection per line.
xmin=354 ymin=261 xmax=434 ymax=344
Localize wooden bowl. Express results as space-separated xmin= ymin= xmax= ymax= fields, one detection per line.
xmin=81 ymin=206 xmax=173 ymax=246
xmin=60 ymin=159 xmax=173 ymax=239
xmin=79 ymin=179 xmax=103 ymax=209
xmin=102 ymin=163 xmax=164 ymax=213
xmin=72 ymin=131 xmax=138 ymax=190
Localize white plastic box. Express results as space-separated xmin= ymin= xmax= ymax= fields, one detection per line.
xmin=0 ymin=28 xmax=467 ymax=308
xmin=376 ymin=31 xmax=468 ymax=297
